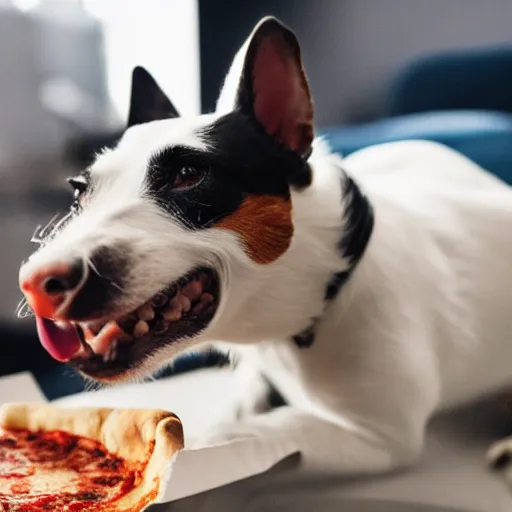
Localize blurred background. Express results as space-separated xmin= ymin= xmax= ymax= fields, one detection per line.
xmin=2 ymin=0 xmax=512 ymax=398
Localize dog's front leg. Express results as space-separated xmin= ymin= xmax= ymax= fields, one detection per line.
xmin=211 ymin=361 xmax=274 ymax=424
xmin=190 ymin=406 xmax=418 ymax=475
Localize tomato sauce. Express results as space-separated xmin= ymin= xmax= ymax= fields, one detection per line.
xmin=0 ymin=428 xmax=157 ymax=511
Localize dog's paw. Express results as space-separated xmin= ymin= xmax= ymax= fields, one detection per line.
xmin=487 ymin=437 xmax=512 ymax=483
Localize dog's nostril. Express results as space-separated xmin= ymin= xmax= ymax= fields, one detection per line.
xmin=43 ymin=276 xmax=69 ymax=295
xmin=42 ymin=259 xmax=84 ymax=295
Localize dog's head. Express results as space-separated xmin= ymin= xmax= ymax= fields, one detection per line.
xmin=18 ymin=17 xmax=317 ymax=382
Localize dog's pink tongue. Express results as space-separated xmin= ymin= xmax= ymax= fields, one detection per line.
xmin=35 ymin=316 xmax=81 ymax=362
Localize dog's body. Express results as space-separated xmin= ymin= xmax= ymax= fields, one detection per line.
xmin=18 ymin=17 xmax=512 ymax=480
xmin=209 ymin=137 xmax=512 ymax=475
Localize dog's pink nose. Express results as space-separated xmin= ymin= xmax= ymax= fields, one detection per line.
xmin=19 ymin=259 xmax=84 ymax=319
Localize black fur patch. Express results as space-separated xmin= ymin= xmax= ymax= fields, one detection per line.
xmin=128 ymin=66 xmax=180 ymax=128
xmin=262 ymin=374 xmax=288 ymax=408
xmin=324 ymin=174 xmax=374 ymax=302
xmin=491 ymin=451 xmax=512 ymax=471
xmin=293 ymin=172 xmax=374 ymax=349
xmin=324 ymin=270 xmax=351 ymax=301
xmin=292 ymin=322 xmax=317 ymax=348
xmin=145 ymin=111 xmax=311 ymax=228
xmin=66 ymin=245 xmax=130 ymax=320
xmin=338 ymin=175 xmax=374 ymax=266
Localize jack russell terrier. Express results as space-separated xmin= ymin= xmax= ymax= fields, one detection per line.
xmin=18 ymin=16 xmax=512 ymax=482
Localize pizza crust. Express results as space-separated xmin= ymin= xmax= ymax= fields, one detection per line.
xmin=0 ymin=403 xmax=184 ymax=510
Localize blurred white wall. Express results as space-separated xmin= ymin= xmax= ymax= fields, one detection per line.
xmin=0 ymin=0 xmax=200 ymax=174
xmin=83 ymin=0 xmax=201 ymax=119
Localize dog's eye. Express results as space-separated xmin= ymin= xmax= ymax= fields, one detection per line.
xmin=67 ymin=177 xmax=88 ymax=199
xmin=67 ymin=177 xmax=89 ymax=213
xmin=171 ymin=166 xmax=205 ymax=190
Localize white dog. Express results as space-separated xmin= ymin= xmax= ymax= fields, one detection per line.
xmin=18 ymin=17 xmax=512 ymax=480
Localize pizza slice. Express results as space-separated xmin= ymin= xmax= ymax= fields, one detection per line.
xmin=0 ymin=403 xmax=183 ymax=511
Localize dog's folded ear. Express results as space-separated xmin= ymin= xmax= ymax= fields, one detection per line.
xmin=221 ymin=17 xmax=314 ymax=159
xmin=127 ymin=66 xmax=180 ymax=128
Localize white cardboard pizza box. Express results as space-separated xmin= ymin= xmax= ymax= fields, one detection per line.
xmin=53 ymin=368 xmax=301 ymax=503
xmin=0 ymin=369 xmax=300 ymax=504
xmin=1 ymin=370 xmax=512 ymax=511
xmin=0 ymin=372 xmax=46 ymax=404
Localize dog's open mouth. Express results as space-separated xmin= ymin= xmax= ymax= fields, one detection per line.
xmin=36 ymin=267 xmax=220 ymax=380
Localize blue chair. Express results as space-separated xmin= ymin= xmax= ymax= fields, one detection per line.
xmin=321 ymin=47 xmax=512 ymax=184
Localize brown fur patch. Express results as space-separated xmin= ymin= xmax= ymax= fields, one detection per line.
xmin=215 ymin=195 xmax=293 ymax=264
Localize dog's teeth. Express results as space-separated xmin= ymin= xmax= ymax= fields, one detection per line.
xmin=178 ymin=276 xmax=190 ymax=288
xmin=200 ymin=293 xmax=214 ymax=304
xmin=191 ymin=302 xmax=205 ymax=315
xmin=182 ymin=281 xmax=203 ymax=301
xmin=152 ymin=292 xmax=168 ymax=308
xmin=191 ymin=292 xmax=215 ymax=315
xmin=200 ymin=274 xmax=210 ymax=287
xmin=137 ymin=302 xmax=155 ymax=322
xmin=134 ymin=320 xmax=149 ymax=338
xmin=153 ymin=319 xmax=168 ymax=336
xmin=85 ymin=321 xmax=104 ymax=336
xmin=180 ymin=296 xmax=191 ymax=313
xmin=103 ymin=340 xmax=119 ymax=362
xmin=169 ymin=296 xmax=181 ymax=310
xmin=162 ymin=308 xmax=182 ymax=322
xmin=118 ymin=314 xmax=138 ymax=335
xmin=169 ymin=293 xmax=190 ymax=313
xmin=79 ymin=339 xmax=94 ymax=357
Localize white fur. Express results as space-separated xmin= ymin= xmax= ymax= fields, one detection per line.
xmin=201 ymin=139 xmax=512 ymax=479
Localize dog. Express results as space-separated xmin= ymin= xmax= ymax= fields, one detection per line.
xmin=18 ymin=16 xmax=512 ymax=481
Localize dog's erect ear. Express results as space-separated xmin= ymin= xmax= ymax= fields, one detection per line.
xmin=127 ymin=66 xmax=180 ymax=128
xmin=224 ymin=17 xmax=314 ymax=158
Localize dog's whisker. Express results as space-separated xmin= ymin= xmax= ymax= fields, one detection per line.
xmin=203 ymin=212 xmax=230 ymax=226
xmin=15 ymin=297 xmax=26 ymax=315
xmin=86 ymin=256 xmax=100 ymax=278
xmin=145 ymin=373 xmax=157 ymax=384
xmin=15 ymin=297 xmax=33 ymax=319
xmin=50 ymin=212 xmax=73 ymax=237
xmin=31 ymin=225 xmax=44 ymax=245
xmin=111 ymin=282 xmax=124 ymax=293
xmin=31 ymin=215 xmax=58 ymax=245
xmin=165 ymin=202 xmax=196 ymax=230
xmin=181 ymin=196 xmax=212 ymax=208
xmin=86 ymin=256 xmax=125 ymax=293
xmin=31 ymin=212 xmax=74 ymax=248
xmin=83 ymin=377 xmax=102 ymax=393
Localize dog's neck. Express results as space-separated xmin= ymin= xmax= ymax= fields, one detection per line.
xmin=293 ymin=166 xmax=374 ymax=348
xmin=212 ymin=141 xmax=374 ymax=345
